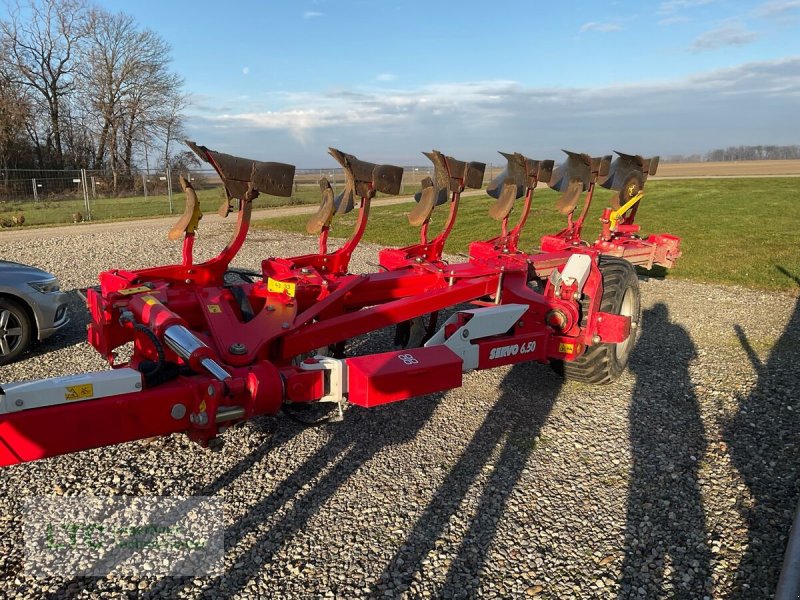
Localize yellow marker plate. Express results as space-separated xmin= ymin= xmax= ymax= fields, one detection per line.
xmin=267 ymin=278 xmax=296 ymax=297
xmin=141 ymin=295 xmax=160 ymax=306
xmin=207 ymin=304 xmax=222 ymax=314
xmin=117 ymin=286 xmax=151 ymax=296
xmin=65 ymin=384 xmax=94 ymax=401
xmin=558 ymin=342 xmax=575 ymax=354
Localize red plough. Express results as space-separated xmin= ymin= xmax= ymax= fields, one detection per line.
xmin=540 ymin=150 xmax=682 ymax=269
xmin=0 ymin=142 xmax=678 ymax=467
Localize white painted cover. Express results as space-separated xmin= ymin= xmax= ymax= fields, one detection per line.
xmin=561 ymin=253 xmax=593 ymax=292
xmin=0 ymin=368 xmax=142 ymax=414
xmin=425 ymin=304 xmax=528 ymax=371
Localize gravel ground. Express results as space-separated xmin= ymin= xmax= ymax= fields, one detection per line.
xmin=0 ymin=221 xmax=798 ymax=599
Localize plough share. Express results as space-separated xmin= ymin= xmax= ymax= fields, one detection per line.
xmin=0 ymin=142 xmax=681 ymax=467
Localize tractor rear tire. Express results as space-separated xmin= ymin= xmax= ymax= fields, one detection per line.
xmin=553 ymin=257 xmax=641 ymax=384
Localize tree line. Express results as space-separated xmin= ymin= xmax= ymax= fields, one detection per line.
xmin=666 ymin=145 xmax=800 ymax=163
xmin=0 ymin=0 xmax=194 ymax=192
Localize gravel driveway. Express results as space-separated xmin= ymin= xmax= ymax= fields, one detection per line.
xmin=0 ymin=221 xmax=798 ymax=599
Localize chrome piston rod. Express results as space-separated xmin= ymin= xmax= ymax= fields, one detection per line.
xmin=163 ymin=324 xmax=231 ymax=382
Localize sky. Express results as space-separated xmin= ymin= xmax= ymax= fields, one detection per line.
xmin=36 ymin=1 xmax=800 ymax=166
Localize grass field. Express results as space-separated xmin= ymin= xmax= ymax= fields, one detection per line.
xmin=254 ymin=178 xmax=800 ymax=292
xmin=0 ymin=182 xmax=433 ymax=228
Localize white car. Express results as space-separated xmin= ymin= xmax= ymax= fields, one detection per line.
xmin=0 ymin=260 xmax=69 ymax=364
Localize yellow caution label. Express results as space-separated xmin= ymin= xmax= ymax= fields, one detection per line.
xmin=207 ymin=304 xmax=222 ymax=314
xmin=267 ymin=278 xmax=296 ymax=297
xmin=117 ymin=286 xmax=151 ymax=296
xmin=141 ymin=295 xmax=160 ymax=306
xmin=65 ymin=384 xmax=94 ymax=401
xmin=558 ymin=342 xmax=575 ymax=354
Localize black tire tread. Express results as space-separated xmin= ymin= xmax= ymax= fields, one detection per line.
xmin=557 ymin=257 xmax=641 ymax=385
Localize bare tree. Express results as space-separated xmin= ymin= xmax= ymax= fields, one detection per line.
xmin=1 ymin=0 xmax=190 ymax=184
xmin=158 ymin=90 xmax=189 ymax=171
xmin=704 ymin=145 xmax=800 ymax=161
xmin=0 ymin=0 xmax=92 ymax=168
xmin=0 ymin=68 xmax=33 ymax=186
xmin=80 ymin=8 xmax=184 ymax=190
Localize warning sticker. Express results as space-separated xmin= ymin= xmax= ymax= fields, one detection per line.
xmin=267 ymin=278 xmax=296 ymax=297
xmin=117 ymin=286 xmax=151 ymax=296
xmin=558 ymin=342 xmax=575 ymax=354
xmin=207 ymin=304 xmax=222 ymax=314
xmin=141 ymin=295 xmax=160 ymax=306
xmin=64 ymin=384 xmax=94 ymax=401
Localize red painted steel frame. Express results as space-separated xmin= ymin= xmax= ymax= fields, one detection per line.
xmin=378 ymin=189 xmax=461 ymax=269
xmin=469 ymin=180 xmax=538 ymax=262
xmin=541 ymin=190 xmax=682 ymax=269
xmin=0 ymin=152 xmax=643 ymax=468
xmin=265 ymin=191 xmax=372 ymax=279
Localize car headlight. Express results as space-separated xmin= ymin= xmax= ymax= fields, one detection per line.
xmin=28 ymin=278 xmax=61 ymax=294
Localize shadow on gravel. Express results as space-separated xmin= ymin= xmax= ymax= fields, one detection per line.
xmin=725 ymin=267 xmax=800 ymax=598
xmin=46 ymin=328 xmax=440 ymax=598
xmin=178 ymin=394 xmax=443 ymax=598
xmin=43 ymin=415 xmax=299 ymax=599
xmin=620 ymin=303 xmax=713 ymax=599
xmin=375 ymin=361 xmax=562 ymax=598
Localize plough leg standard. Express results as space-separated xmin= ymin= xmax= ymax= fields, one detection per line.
xmin=0 ymin=142 xmax=680 ymax=467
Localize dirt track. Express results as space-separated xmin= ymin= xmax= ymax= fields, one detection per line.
xmin=655 ymin=159 xmax=800 ymax=177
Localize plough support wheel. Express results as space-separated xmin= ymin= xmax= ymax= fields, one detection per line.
xmin=552 ymin=257 xmax=641 ymax=384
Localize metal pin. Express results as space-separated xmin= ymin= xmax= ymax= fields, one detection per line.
xmin=495 ymin=268 xmax=505 ymax=305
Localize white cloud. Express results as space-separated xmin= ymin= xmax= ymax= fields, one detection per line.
xmin=187 ymin=58 xmax=800 ymax=165
xmin=303 ymin=11 xmax=323 ymax=19
xmin=755 ymin=0 xmax=800 ymax=17
xmin=580 ymin=21 xmax=623 ymax=32
xmin=242 ymin=67 xmax=250 ymax=76
xmin=690 ymin=21 xmax=760 ymax=51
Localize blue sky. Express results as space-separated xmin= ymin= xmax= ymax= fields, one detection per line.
xmin=59 ymin=1 xmax=800 ymax=165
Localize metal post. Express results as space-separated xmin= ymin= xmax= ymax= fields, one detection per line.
xmin=167 ymin=167 xmax=174 ymax=214
xmin=142 ymin=173 xmax=148 ymax=198
xmin=91 ymin=176 xmax=96 ymax=200
xmin=776 ymin=499 xmax=800 ymax=600
xmin=32 ymin=178 xmax=38 ymax=203
xmin=80 ymin=169 xmax=92 ymax=221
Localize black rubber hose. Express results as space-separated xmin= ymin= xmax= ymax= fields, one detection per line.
xmin=133 ymin=323 xmax=165 ymax=376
